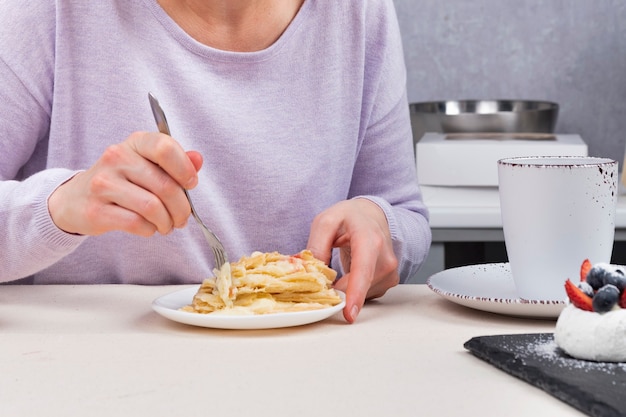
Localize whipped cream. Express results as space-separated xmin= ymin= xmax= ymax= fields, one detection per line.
xmin=555 ymin=304 xmax=626 ymax=362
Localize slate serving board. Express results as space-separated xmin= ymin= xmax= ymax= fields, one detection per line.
xmin=464 ymin=333 xmax=626 ymax=417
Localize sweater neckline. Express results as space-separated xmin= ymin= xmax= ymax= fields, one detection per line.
xmin=142 ymin=0 xmax=312 ymax=63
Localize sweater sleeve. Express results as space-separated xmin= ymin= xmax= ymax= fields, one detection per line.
xmin=0 ymin=2 xmax=88 ymax=282
xmin=340 ymin=0 xmax=432 ymax=283
xmin=0 ymin=170 xmax=88 ymax=281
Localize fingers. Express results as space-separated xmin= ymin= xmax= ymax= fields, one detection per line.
xmin=307 ymin=199 xmax=399 ymax=324
xmin=93 ymin=170 xmax=180 ymax=234
xmin=128 ymin=132 xmax=199 ymax=189
xmin=335 ymin=230 xmax=397 ymax=323
xmin=48 ymin=131 xmax=202 ymax=237
xmin=98 ymin=139 xmax=188 ymax=233
xmin=186 ymin=150 xmax=204 ymax=173
xmin=80 ymin=188 xmax=162 ymax=237
xmin=306 ymin=212 xmax=338 ymax=267
xmin=336 ymin=240 xmax=375 ymax=323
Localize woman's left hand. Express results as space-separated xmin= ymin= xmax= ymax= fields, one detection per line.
xmin=307 ymin=198 xmax=399 ymax=323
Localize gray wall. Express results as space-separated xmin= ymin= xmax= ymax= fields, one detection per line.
xmin=394 ymin=0 xmax=626 ymax=165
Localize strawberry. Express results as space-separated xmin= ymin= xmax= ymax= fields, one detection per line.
xmin=580 ymin=259 xmax=592 ymax=282
xmin=620 ymin=288 xmax=626 ymax=309
xmin=564 ymin=279 xmax=593 ymax=311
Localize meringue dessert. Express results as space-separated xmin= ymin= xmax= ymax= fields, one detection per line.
xmin=554 ymin=261 xmax=626 ymax=362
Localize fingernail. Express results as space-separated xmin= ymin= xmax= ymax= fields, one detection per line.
xmin=350 ymin=305 xmax=360 ymax=321
xmin=185 ymin=176 xmax=197 ymax=189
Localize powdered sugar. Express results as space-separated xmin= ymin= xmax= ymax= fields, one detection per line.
xmin=505 ymin=333 xmax=626 ymax=373
xmin=464 ymin=333 xmax=626 ymax=415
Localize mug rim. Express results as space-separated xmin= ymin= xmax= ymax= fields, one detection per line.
xmin=498 ymin=155 xmax=616 ymax=167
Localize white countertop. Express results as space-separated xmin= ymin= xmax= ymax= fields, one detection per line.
xmin=422 ymin=185 xmax=626 ymax=229
xmin=0 ymin=284 xmax=581 ymax=416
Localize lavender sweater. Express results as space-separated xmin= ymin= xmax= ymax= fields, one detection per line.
xmin=0 ymin=0 xmax=431 ymax=284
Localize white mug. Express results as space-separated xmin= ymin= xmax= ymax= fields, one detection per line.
xmin=498 ymin=156 xmax=618 ymax=301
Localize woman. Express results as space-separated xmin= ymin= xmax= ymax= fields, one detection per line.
xmin=0 ymin=0 xmax=431 ymax=322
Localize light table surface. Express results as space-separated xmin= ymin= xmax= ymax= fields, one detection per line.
xmin=0 ymin=284 xmax=581 ymax=416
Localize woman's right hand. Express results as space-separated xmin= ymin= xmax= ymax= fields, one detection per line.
xmin=48 ymin=131 xmax=203 ymax=237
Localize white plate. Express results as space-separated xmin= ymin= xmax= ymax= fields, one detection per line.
xmin=152 ymin=286 xmax=346 ymax=330
xmin=426 ymin=263 xmax=566 ymax=319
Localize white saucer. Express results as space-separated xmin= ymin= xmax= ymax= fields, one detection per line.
xmin=152 ymin=286 xmax=346 ymax=330
xmin=426 ymin=263 xmax=566 ymax=319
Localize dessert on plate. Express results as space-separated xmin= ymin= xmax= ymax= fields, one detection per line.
xmin=555 ymin=259 xmax=626 ymax=362
xmin=181 ymin=250 xmax=343 ymax=315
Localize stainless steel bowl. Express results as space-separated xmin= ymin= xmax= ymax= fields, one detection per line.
xmin=409 ymin=100 xmax=559 ymax=141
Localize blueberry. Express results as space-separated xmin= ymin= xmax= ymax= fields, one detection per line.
xmin=577 ymin=281 xmax=595 ymax=298
xmin=592 ymin=284 xmax=620 ymax=313
xmin=604 ymin=268 xmax=626 ymax=292
xmin=586 ymin=264 xmax=616 ymax=290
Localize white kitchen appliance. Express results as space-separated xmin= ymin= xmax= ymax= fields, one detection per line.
xmin=415 ymin=132 xmax=588 ymax=187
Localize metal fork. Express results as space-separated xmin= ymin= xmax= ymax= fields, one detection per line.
xmin=148 ymin=92 xmax=228 ymax=269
